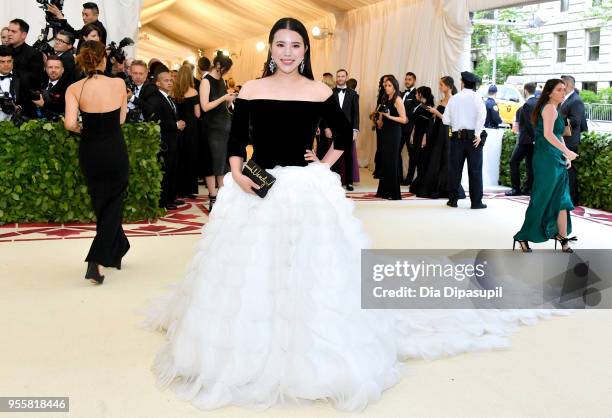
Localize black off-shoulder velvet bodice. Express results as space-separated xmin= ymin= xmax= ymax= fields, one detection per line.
xmin=227 ymin=95 xmax=352 ymax=169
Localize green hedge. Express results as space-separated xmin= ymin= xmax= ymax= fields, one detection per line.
xmin=0 ymin=120 xmax=165 ymax=224
xmin=499 ymin=130 xmax=612 ymax=211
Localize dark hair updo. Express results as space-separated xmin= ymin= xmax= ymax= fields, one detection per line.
xmin=213 ymin=51 xmax=233 ymax=75
xmin=76 ymin=40 xmax=107 ymax=77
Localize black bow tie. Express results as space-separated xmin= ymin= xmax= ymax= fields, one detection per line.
xmin=337 ymin=88 xmax=346 ymax=93
xmin=0 ymin=74 xmax=13 ymax=81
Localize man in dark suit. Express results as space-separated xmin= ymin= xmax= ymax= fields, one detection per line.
xmin=143 ymin=69 xmax=186 ymax=210
xmin=6 ymin=19 xmax=45 ymax=91
xmin=560 ymin=75 xmax=588 ymax=205
xmin=32 ymin=55 xmax=69 ymax=120
xmin=506 ymin=82 xmax=537 ymax=196
xmin=400 ymin=71 xmax=417 ymax=185
xmin=52 ymin=30 xmax=77 ymax=83
xmin=331 ymin=69 xmax=359 ymax=190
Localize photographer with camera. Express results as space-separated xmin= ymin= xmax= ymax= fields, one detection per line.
xmin=105 ymin=37 xmax=134 ymax=78
xmin=31 ymin=55 xmax=68 ymax=120
xmin=47 ymin=1 xmax=107 ymax=52
xmin=52 ymin=30 xmax=76 ymax=82
xmin=0 ymin=45 xmax=31 ymax=122
xmin=126 ymin=60 xmax=147 ymax=122
xmin=7 ymin=19 xmax=45 ymax=91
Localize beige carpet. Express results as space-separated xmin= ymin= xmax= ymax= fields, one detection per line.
xmin=1 ymin=169 xmax=611 ymax=418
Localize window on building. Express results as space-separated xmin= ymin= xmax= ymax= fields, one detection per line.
xmin=587 ymin=28 xmax=600 ymax=61
xmin=560 ymin=0 xmax=570 ymax=12
xmin=582 ymin=82 xmax=597 ymax=93
xmin=556 ymin=32 xmax=567 ymax=62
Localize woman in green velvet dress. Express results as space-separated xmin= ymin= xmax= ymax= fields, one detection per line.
xmin=514 ymin=79 xmax=579 ymax=252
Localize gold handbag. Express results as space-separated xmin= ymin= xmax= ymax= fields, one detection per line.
xmin=563 ymin=119 xmax=572 ymax=137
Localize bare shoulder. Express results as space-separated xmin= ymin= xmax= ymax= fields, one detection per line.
xmin=238 ymin=78 xmax=270 ymax=100
xmin=542 ymin=103 xmax=557 ymax=117
xmin=237 ymin=79 xmax=260 ymax=99
xmin=66 ymin=78 xmax=84 ymax=94
xmin=309 ymin=80 xmax=333 ymax=101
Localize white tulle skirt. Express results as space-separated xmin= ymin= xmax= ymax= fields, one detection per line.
xmin=141 ymin=162 xmax=568 ymax=412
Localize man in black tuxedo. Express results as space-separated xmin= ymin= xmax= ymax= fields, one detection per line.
xmin=143 ymin=70 xmax=186 ymax=210
xmin=6 ymin=19 xmax=45 ymax=91
xmin=400 ymin=71 xmax=418 ymax=184
xmin=0 ymin=46 xmax=21 ymax=121
xmin=331 ymin=69 xmax=359 ymax=191
xmin=31 ymin=56 xmax=69 ymax=120
xmin=52 ymin=30 xmax=77 ymax=83
xmin=48 ymin=2 xmax=107 ymax=51
xmin=560 ymin=75 xmax=588 ymax=205
xmin=506 ymin=82 xmax=537 ymax=196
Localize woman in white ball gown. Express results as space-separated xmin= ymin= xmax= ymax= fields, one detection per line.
xmin=142 ymin=17 xmax=565 ymax=412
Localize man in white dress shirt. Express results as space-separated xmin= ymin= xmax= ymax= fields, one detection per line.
xmin=442 ymin=71 xmax=487 ymax=209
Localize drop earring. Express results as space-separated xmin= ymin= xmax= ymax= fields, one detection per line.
xmin=268 ymin=59 xmax=277 ymax=73
xmin=299 ymin=60 xmax=305 ymax=73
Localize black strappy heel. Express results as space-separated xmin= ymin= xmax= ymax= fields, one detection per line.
xmin=513 ymin=239 xmax=532 ymax=253
xmin=208 ymin=195 xmax=217 ymax=211
xmin=554 ymin=234 xmax=577 ymax=253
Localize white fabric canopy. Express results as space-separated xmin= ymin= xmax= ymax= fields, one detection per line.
xmin=0 ymin=1 xmax=142 ymax=52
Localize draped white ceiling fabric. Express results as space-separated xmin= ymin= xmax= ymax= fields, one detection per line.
xmin=0 ymin=0 xmax=142 ymax=54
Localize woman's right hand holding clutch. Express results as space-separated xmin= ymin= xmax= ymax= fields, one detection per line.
xmin=233 ymin=172 xmax=261 ymax=195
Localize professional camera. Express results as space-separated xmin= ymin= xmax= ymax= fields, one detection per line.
xmin=107 ymin=38 xmax=135 ymax=65
xmin=32 ymin=0 xmax=65 ymax=55
xmin=125 ymin=76 xmax=137 ymax=93
xmin=34 ymin=0 xmax=64 ymax=26
xmin=0 ymin=92 xmax=19 ymax=115
xmin=33 ymin=37 xmax=55 ymax=55
xmin=0 ymin=92 xmax=26 ymax=123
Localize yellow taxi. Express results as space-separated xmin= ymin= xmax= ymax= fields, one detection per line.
xmin=478 ymin=84 xmax=525 ymax=125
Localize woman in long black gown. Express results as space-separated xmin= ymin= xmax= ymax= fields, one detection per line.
xmin=371 ymin=75 xmax=391 ymax=179
xmin=417 ymin=76 xmax=457 ymax=198
xmin=173 ymin=64 xmax=201 ymax=199
xmin=65 ymin=40 xmax=130 ymax=284
xmin=408 ymin=86 xmax=434 ymax=194
xmin=375 ymin=75 xmax=407 ymax=200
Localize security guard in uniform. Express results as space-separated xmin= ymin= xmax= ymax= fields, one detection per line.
xmin=484 ymin=85 xmax=502 ymax=129
xmin=442 ymin=71 xmax=487 ymax=209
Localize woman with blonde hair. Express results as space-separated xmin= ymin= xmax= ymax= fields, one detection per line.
xmin=172 ymin=64 xmax=201 ymax=198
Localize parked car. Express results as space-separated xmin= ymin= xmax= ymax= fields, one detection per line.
xmin=478 ymin=84 xmax=525 ymax=125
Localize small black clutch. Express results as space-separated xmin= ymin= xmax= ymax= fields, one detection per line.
xmin=241 ymin=159 xmax=276 ymax=198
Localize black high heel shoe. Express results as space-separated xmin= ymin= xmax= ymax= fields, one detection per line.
xmin=208 ymin=195 xmax=217 ymax=211
xmin=555 ymin=234 xmax=577 ymax=253
xmin=85 ymin=262 xmax=104 ymax=284
xmin=513 ymin=239 xmax=532 ymax=252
